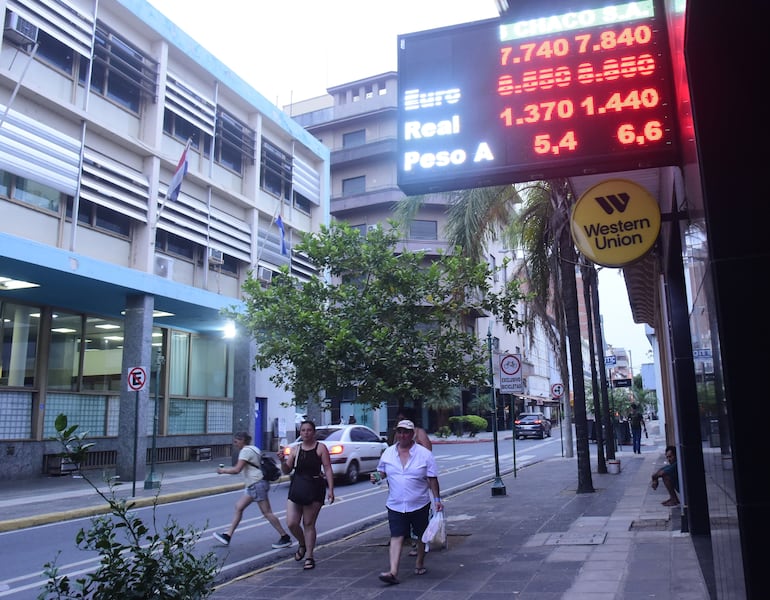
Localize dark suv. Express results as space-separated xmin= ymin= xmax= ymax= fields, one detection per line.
xmin=514 ymin=413 xmax=552 ymax=439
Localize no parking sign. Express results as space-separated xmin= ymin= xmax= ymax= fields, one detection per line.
xmin=127 ymin=366 xmax=147 ymax=391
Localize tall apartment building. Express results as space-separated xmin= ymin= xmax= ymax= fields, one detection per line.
xmin=0 ymin=0 xmax=329 ymax=481
xmin=286 ymin=72 xmax=561 ymax=431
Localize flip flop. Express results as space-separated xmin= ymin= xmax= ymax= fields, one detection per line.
xmin=378 ymin=572 xmax=399 ymax=585
xmin=303 ymin=558 xmax=315 ymax=570
xmin=414 ymin=567 xmax=427 ymax=575
xmin=294 ymin=546 xmax=306 ymax=561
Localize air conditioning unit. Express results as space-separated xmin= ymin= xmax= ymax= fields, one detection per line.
xmin=154 ymin=255 xmax=174 ymax=279
xmin=257 ymin=266 xmax=273 ymax=284
xmin=208 ymin=248 xmax=224 ymax=265
xmin=4 ymin=11 xmax=38 ymax=47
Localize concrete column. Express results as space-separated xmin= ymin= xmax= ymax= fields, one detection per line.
xmin=117 ymin=294 xmax=154 ymax=483
xmin=231 ymin=332 xmax=256 ymax=441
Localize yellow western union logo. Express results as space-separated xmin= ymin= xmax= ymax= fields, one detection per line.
xmin=570 ymin=179 xmax=660 ymax=267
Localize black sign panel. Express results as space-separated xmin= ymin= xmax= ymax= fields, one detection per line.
xmin=397 ymin=0 xmax=678 ymax=195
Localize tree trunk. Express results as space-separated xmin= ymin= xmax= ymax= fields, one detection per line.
xmin=559 ymin=227 xmax=594 ymax=494
xmin=582 ymin=262 xmax=606 ymax=473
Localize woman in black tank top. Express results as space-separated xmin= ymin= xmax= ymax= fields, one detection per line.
xmin=279 ymin=420 xmax=335 ymax=570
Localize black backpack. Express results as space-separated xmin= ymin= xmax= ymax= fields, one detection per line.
xmin=259 ymin=454 xmax=281 ymax=482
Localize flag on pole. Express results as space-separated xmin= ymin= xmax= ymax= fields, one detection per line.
xmin=276 ymin=215 xmax=287 ymax=255
xmin=167 ymin=139 xmax=191 ymax=202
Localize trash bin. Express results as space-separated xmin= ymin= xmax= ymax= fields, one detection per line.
xmin=709 ymin=418 xmax=720 ymax=447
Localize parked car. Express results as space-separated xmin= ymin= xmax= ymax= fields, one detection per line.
xmin=284 ymin=424 xmax=388 ymax=484
xmin=514 ymin=413 xmax=552 ymax=439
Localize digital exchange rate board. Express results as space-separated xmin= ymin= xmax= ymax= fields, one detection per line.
xmin=397 ymin=0 xmax=679 ymax=195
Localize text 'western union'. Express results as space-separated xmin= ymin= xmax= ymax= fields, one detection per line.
xmin=580 ymin=217 xmax=651 ymax=250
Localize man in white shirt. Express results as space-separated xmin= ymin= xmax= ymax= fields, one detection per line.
xmin=371 ymin=419 xmax=443 ymax=585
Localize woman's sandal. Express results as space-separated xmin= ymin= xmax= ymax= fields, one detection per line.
xmin=294 ymin=546 xmax=306 ymax=561
xmin=378 ymin=572 xmax=399 ymax=585
xmin=414 ymin=567 xmax=427 ymax=576
xmin=303 ymin=557 xmax=315 ymax=570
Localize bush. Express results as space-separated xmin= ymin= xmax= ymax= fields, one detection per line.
xmin=38 ymin=414 xmax=220 ymax=600
xmin=435 ymin=426 xmax=452 ymax=438
xmin=447 ymin=415 xmax=488 ymax=437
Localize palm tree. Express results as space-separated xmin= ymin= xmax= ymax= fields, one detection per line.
xmin=398 ymin=179 xmax=597 ymax=491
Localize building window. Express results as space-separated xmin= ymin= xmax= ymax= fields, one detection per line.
xmin=2 ymin=171 xmax=62 ymax=213
xmin=0 ymin=302 xmax=40 ymax=387
xmin=260 ymin=138 xmax=292 ymax=200
xmin=342 ymin=175 xmax=365 ymax=196
xmin=163 ymin=110 xmax=212 ymax=157
xmin=409 ymin=220 xmax=438 ymax=240
xmin=215 ymin=110 xmax=255 ymax=174
xmin=293 ymin=191 xmax=311 ymax=215
xmin=80 ymin=22 xmax=158 ymax=114
xmin=342 ymin=129 xmax=366 ymax=148
xmin=156 ymin=230 xmax=196 ymax=260
xmin=66 ymin=198 xmax=131 ymax=238
xmin=34 ymin=29 xmax=76 ymax=75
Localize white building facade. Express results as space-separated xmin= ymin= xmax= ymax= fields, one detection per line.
xmin=0 ymin=0 xmax=329 ymax=480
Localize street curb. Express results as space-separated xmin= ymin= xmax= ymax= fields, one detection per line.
xmin=0 ymin=483 xmax=243 ymax=533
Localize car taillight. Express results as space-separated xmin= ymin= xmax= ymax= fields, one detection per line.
xmin=328 ymin=444 xmax=344 ymax=455
xmin=514 ymin=420 xmax=521 ymax=425
xmin=533 ymin=419 xmax=542 ymax=424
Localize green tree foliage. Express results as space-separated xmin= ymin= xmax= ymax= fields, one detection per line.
xmin=227 ymin=222 xmax=526 ymax=410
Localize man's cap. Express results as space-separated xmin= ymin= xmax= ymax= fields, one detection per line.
xmin=396 ymin=419 xmax=415 ymax=430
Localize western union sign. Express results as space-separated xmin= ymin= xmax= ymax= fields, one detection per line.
xmin=571 ymin=179 xmax=661 ymax=267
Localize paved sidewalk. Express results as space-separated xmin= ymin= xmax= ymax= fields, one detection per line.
xmin=0 ymin=431 xmax=711 ymax=599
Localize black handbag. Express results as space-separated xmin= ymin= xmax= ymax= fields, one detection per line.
xmin=288 ymin=473 xmax=325 ymax=505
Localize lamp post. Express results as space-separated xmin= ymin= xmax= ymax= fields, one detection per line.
xmin=144 ymin=353 xmax=164 ymax=490
xmin=487 ymin=323 xmax=506 ymax=496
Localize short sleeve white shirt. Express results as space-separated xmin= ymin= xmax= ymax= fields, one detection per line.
xmin=377 ymin=441 xmax=437 ymax=513
xmin=238 ymin=445 xmax=263 ymax=486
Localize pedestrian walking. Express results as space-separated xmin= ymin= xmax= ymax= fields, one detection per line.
xmin=279 ymin=420 xmax=335 ymax=570
xmin=371 ymin=419 xmax=443 ymax=585
xmin=214 ymin=432 xmax=291 ymax=549
xmin=628 ymin=403 xmax=647 ymax=454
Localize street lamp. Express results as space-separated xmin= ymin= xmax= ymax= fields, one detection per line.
xmin=487 ymin=323 xmax=506 ymax=496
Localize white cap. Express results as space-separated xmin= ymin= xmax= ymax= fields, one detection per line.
xmin=396 ymin=419 xmax=415 ymax=430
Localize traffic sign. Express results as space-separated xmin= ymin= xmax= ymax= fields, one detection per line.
xmin=612 ymin=378 xmax=632 ymax=388
xmin=499 ymin=354 xmax=523 ymax=394
xmin=127 ymin=366 xmax=147 ymax=391
xmin=551 ymin=383 xmax=564 ymax=398
xmin=604 ymin=356 xmax=617 ymax=366
xmin=500 ymin=354 xmax=521 ymax=375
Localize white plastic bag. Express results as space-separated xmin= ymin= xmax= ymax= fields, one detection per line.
xmin=421 ymin=510 xmax=446 ymax=549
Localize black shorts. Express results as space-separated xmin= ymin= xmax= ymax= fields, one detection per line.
xmin=387 ymin=503 xmax=431 ymax=539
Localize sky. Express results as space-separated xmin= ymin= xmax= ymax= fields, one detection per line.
xmin=146 ymin=0 xmax=654 ymax=370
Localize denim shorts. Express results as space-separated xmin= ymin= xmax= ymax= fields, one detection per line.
xmin=387 ymin=503 xmax=430 ymax=539
xmin=246 ymin=479 xmax=270 ymax=502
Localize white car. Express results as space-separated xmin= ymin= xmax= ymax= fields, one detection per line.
xmin=285 ymin=424 xmax=388 ymax=484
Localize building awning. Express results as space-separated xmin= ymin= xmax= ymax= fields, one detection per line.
xmin=512 ymin=394 xmax=560 ymax=405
